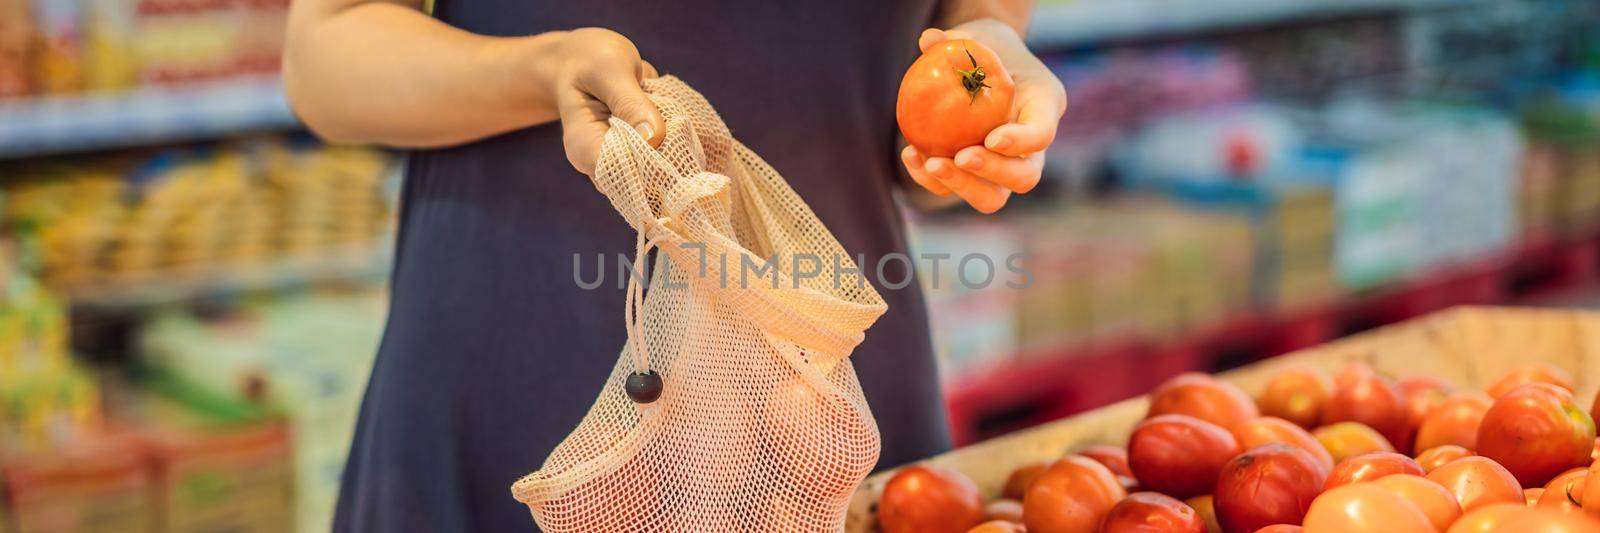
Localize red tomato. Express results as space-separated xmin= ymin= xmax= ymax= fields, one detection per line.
xmin=1486 ymin=363 xmax=1575 ymax=399
xmin=1214 ymin=444 xmax=1329 ymax=533
xmin=1323 ymin=452 xmax=1425 ymax=490
xmin=1401 ymin=386 xmax=1450 ymax=455
xmin=1449 ymin=504 xmax=1600 ymax=533
xmin=1426 ymin=456 xmax=1524 ymax=513
xmin=985 ymin=499 xmax=1024 ymax=522
xmin=1591 ymin=438 xmax=1600 ymax=462
xmin=1080 ymin=444 xmax=1137 ymax=480
xmin=896 ymin=39 xmax=1015 ymax=157
xmin=1252 ymin=526 xmax=1302 ymax=533
xmin=1302 ymin=482 xmax=1435 ymax=533
xmin=1024 ymin=456 xmax=1128 ymax=533
xmin=1398 ymin=375 xmax=1453 ymax=398
xmin=1528 ymin=487 xmax=1548 ymax=506
xmin=1591 ymin=390 xmax=1600 ymax=431
xmin=1372 ymin=474 xmax=1463 ymax=531
xmin=1476 ymin=383 xmax=1596 ymax=487
xmin=1416 ymin=445 xmax=1473 ymax=474
xmin=1587 ymin=459 xmax=1600 ymax=520
xmin=1535 ymin=468 xmax=1586 ymax=514
xmin=1322 ymin=368 xmax=1408 ymax=452
xmin=1256 ymin=368 xmax=1330 ymax=430
xmin=967 ymin=520 xmax=1026 ymax=533
xmin=1129 ymin=415 xmax=1243 ymax=499
xmin=1311 ymin=422 xmax=1395 ymax=464
xmin=878 ymin=465 xmax=985 ymax=533
xmin=1446 ymin=502 xmax=1531 ymax=533
xmin=1098 ymin=492 xmax=1206 ymax=533
xmin=1233 ymin=417 xmax=1335 ymax=475
xmin=1001 ymin=462 xmax=1047 ymax=501
xmin=1186 ymin=495 xmax=1222 ymax=533
xmin=1416 ymin=393 xmax=1494 ymax=453
xmin=1148 ymin=373 xmax=1260 ymax=431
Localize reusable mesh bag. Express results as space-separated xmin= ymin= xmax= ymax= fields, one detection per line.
xmin=510 ymin=76 xmax=888 ymax=532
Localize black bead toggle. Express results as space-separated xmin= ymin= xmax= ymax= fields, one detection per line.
xmin=625 ymin=370 xmax=663 ymax=404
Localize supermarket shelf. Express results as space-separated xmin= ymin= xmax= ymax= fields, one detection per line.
xmin=1026 ymin=0 xmax=1467 ymax=48
xmin=65 ymin=247 xmax=390 ymax=310
xmin=943 ymin=229 xmax=1600 ymax=445
xmin=0 ymin=76 xmax=299 ymax=160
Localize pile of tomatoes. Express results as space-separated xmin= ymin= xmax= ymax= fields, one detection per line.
xmin=876 ymin=362 xmax=1600 ymax=532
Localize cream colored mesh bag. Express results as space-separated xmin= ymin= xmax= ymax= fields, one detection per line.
xmin=510 ymin=76 xmax=888 ymax=532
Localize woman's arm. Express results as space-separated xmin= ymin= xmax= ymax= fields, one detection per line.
xmin=283 ymin=0 xmax=663 ymax=173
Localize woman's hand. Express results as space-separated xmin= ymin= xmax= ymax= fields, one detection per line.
xmin=901 ymin=20 xmax=1067 ymax=213
xmin=545 ymin=28 xmax=666 ymax=176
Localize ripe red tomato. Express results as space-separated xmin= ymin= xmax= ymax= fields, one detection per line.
xmin=1097 ymin=492 xmax=1206 ymax=533
xmin=1528 ymin=487 xmax=1548 ymax=506
xmin=1535 ymin=467 xmax=1586 ymax=514
xmin=761 ymin=380 xmax=871 ymax=498
xmin=1129 ymin=415 xmax=1243 ymax=499
xmin=1185 ymin=495 xmax=1222 ymax=533
xmin=1302 ymin=482 xmax=1435 ymax=533
xmin=1476 ymin=383 xmax=1596 ymax=487
xmin=1398 ymin=375 xmax=1452 ymax=397
xmin=1322 ymin=368 xmax=1408 ymax=451
xmin=1311 ymin=422 xmax=1395 ymax=464
xmin=1426 ymin=456 xmax=1524 ymax=513
xmin=1450 ymin=504 xmax=1600 ymax=533
xmin=1587 ymin=459 xmax=1600 ymax=520
xmin=1591 ymin=390 xmax=1600 ymax=431
xmin=1024 ymin=455 xmax=1128 ymax=533
xmin=878 ymin=465 xmax=985 ymax=533
xmin=1401 ymin=385 xmax=1450 ymax=455
xmin=1081 ymin=444 xmax=1136 ymax=479
xmin=1148 ymin=373 xmax=1260 ymax=431
xmin=1256 ymin=368 xmax=1330 ymax=430
xmin=1252 ymin=526 xmax=1301 ymax=533
xmin=1415 ymin=393 xmax=1493 ymax=453
xmin=1002 ymin=462 xmax=1047 ymax=501
xmin=1323 ymin=452 xmax=1425 ymax=490
xmin=985 ymin=499 xmax=1024 ymax=522
xmin=1486 ymin=363 xmax=1575 ymax=399
xmin=1416 ymin=444 xmax=1473 ymax=474
xmin=967 ymin=520 xmax=1026 ymax=533
xmin=896 ymin=39 xmax=1016 ymax=158
xmin=1447 ymin=502 xmax=1532 ymax=533
xmin=1372 ymin=474 xmax=1462 ymax=531
xmin=1233 ymin=416 xmax=1335 ymax=475
xmin=1214 ymin=443 xmax=1328 ymax=533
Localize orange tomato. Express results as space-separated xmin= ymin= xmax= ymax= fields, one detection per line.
xmin=1256 ymin=368 xmax=1330 ymax=430
xmin=1372 ymin=474 xmax=1463 ymax=531
xmin=1097 ymin=492 xmax=1206 ymax=533
xmin=1186 ymin=495 xmax=1222 ymax=533
xmin=1302 ymin=482 xmax=1435 ymax=533
xmin=1527 ymin=487 xmax=1547 ymax=506
xmin=1129 ymin=415 xmax=1243 ymax=499
xmin=878 ymin=465 xmax=985 ymax=533
xmin=967 ymin=520 xmax=1026 ymax=533
xmin=896 ymin=39 xmax=1015 ymax=157
xmin=1080 ymin=444 xmax=1137 ymax=481
xmin=1415 ymin=393 xmax=1494 ymax=453
xmin=1148 ymin=373 xmax=1260 ymax=431
xmin=1486 ymin=363 xmax=1575 ymax=399
xmin=1401 ymin=386 xmax=1450 ymax=455
xmin=1398 ymin=375 xmax=1453 ymax=398
xmin=1253 ymin=526 xmax=1302 ymax=533
xmin=1233 ymin=416 xmax=1335 ymax=475
xmin=1446 ymin=502 xmax=1532 ymax=533
xmin=1476 ymin=383 xmax=1596 ymax=487
xmin=1322 ymin=368 xmax=1409 ymax=452
xmin=985 ymin=499 xmax=1024 ymax=522
xmin=1312 ymin=422 xmax=1395 ymax=463
xmin=1214 ymin=444 xmax=1328 ymax=533
xmin=1323 ymin=452 xmax=1424 ymax=490
xmin=1002 ymin=462 xmax=1047 ymax=501
xmin=1448 ymin=504 xmax=1600 ymax=533
xmin=1588 ymin=459 xmax=1600 ymax=520
xmin=1591 ymin=390 xmax=1600 ymax=431
xmin=1416 ymin=445 xmax=1473 ymax=474
xmin=1535 ymin=467 xmax=1585 ymax=514
xmin=1426 ymin=456 xmax=1524 ymax=513
xmin=1024 ymin=455 xmax=1128 ymax=533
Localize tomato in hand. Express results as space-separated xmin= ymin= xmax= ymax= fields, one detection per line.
xmin=1024 ymin=456 xmax=1128 ymax=533
xmin=1256 ymin=368 xmax=1330 ymax=430
xmin=1476 ymin=383 xmax=1596 ymax=487
xmin=1486 ymin=362 xmax=1575 ymax=399
xmin=1302 ymin=482 xmax=1435 ymax=533
xmin=1323 ymin=452 xmax=1424 ymax=490
xmin=1098 ymin=492 xmax=1206 ymax=533
xmin=1426 ymin=456 xmax=1524 ymax=513
xmin=1129 ymin=415 xmax=1243 ymax=499
xmin=896 ymin=39 xmax=1015 ymax=157
xmin=1233 ymin=416 xmax=1335 ymax=475
xmin=1311 ymin=422 xmax=1395 ymax=464
xmin=878 ymin=465 xmax=985 ymax=533
xmin=1415 ymin=393 xmax=1493 ymax=453
xmin=1214 ymin=443 xmax=1328 ymax=533
xmin=1415 ymin=445 xmax=1473 ymax=474
xmin=1148 ymin=373 xmax=1260 ymax=431
xmin=1372 ymin=474 xmax=1462 ymax=531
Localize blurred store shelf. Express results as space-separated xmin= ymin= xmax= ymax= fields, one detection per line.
xmin=1027 ymin=0 xmax=1467 ymax=48
xmin=0 ymin=76 xmax=299 ymax=160
xmin=65 ymin=246 xmax=390 ymax=310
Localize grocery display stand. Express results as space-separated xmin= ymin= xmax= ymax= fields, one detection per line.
xmin=944 ymin=228 xmax=1600 ymax=445
xmin=1026 ymin=0 xmax=1468 ymax=47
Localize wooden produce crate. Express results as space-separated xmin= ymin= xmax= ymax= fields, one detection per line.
xmin=846 ymin=306 xmax=1600 ymax=531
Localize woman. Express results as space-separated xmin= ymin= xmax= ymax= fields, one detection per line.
xmin=283 ymin=0 xmax=1065 ymax=530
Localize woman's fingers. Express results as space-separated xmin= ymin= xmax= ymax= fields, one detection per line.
xmin=579 ymin=63 xmax=665 ymax=148
xmin=986 ymin=82 xmax=1067 ymax=157
xmin=902 ymin=146 xmax=953 ymax=196
xmin=954 ymin=146 xmax=1044 ymax=194
xmin=918 ymin=28 xmax=949 ymax=52
xmin=925 ymin=157 xmax=1011 ymax=214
